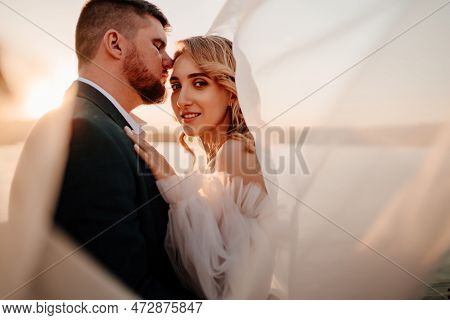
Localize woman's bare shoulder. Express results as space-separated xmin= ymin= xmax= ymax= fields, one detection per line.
xmin=215 ymin=139 xmax=265 ymax=188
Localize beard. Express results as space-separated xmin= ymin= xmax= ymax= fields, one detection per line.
xmin=122 ymin=44 xmax=166 ymax=104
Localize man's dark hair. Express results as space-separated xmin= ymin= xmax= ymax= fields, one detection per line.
xmin=75 ymin=0 xmax=170 ymax=68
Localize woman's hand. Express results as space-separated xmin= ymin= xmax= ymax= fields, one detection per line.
xmin=124 ymin=126 xmax=176 ymax=180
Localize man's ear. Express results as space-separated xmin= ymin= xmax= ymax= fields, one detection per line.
xmin=103 ymin=29 xmax=125 ymax=60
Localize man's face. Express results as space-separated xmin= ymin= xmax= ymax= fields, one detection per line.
xmin=122 ymin=15 xmax=172 ymax=104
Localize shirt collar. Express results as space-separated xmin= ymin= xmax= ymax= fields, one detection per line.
xmin=77 ymin=77 xmax=143 ymax=134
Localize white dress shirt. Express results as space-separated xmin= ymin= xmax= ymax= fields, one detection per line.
xmin=78 ymin=77 xmax=143 ymax=134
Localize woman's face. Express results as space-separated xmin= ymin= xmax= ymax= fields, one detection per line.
xmin=170 ymin=53 xmax=231 ymax=137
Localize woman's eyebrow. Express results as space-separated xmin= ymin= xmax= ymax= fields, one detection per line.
xmin=187 ymin=73 xmax=210 ymax=79
xmin=170 ymin=73 xmax=210 ymax=81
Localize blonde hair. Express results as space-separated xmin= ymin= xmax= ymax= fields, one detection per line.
xmin=173 ymin=35 xmax=255 ymax=161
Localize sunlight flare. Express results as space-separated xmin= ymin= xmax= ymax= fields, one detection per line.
xmin=23 ymin=79 xmax=66 ymax=119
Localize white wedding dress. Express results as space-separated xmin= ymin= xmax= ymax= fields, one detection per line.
xmin=156 ymin=170 xmax=278 ymax=299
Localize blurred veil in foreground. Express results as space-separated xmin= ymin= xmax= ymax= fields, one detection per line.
xmin=1 ymin=0 xmax=449 ymax=299
xmin=209 ymin=0 xmax=450 ymax=298
xmin=1 ymin=89 xmax=135 ymax=299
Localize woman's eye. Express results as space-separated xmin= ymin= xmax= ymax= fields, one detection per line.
xmin=193 ymin=80 xmax=207 ymax=88
xmin=171 ymin=83 xmax=181 ymax=91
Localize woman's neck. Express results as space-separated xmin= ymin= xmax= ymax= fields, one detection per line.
xmin=200 ymin=110 xmax=232 ymax=166
xmin=200 ymin=130 xmax=228 ymax=164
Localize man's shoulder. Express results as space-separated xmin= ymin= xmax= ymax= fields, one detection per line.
xmin=66 ymin=99 xmax=130 ymax=159
xmin=70 ymin=96 xmax=124 ymax=139
xmin=72 ymin=96 xmax=110 ymax=123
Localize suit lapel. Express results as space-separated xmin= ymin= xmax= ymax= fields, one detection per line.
xmin=70 ymin=80 xmax=132 ymax=130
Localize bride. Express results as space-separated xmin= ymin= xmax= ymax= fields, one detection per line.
xmin=125 ymin=35 xmax=277 ymax=299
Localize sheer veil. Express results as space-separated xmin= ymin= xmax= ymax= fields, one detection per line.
xmin=1 ymin=0 xmax=448 ymax=299
xmin=208 ymin=0 xmax=450 ymax=298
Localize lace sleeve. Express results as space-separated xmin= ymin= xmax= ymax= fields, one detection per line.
xmin=156 ymin=172 xmax=276 ymax=299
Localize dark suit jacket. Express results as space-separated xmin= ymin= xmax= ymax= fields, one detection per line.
xmin=54 ymin=80 xmax=195 ymax=299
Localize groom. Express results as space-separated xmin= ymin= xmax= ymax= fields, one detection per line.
xmin=54 ymin=0 xmax=195 ymax=299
